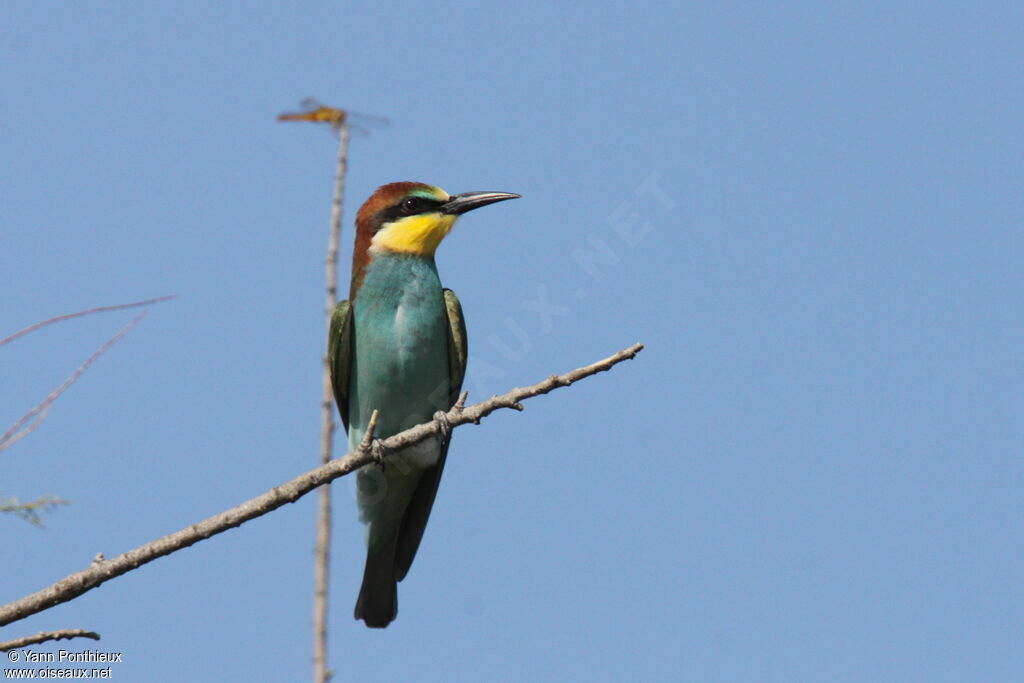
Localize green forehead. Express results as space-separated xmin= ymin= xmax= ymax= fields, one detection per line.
xmin=409 ymin=185 xmax=449 ymax=201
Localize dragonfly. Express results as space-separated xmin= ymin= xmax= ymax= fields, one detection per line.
xmin=277 ymin=98 xmax=390 ymax=136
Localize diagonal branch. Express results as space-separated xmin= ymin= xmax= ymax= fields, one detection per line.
xmin=0 ymin=343 xmax=643 ymax=627
xmin=0 ymin=629 xmax=100 ymax=652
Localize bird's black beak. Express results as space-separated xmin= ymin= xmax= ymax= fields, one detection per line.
xmin=441 ymin=191 xmax=520 ymax=215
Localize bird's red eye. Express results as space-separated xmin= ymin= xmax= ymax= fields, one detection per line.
xmin=402 ymin=197 xmax=421 ymax=212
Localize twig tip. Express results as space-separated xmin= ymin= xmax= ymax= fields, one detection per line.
xmin=358 ymin=410 xmax=380 ymax=452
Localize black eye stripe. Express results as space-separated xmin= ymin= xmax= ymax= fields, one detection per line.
xmin=374 ymin=196 xmax=445 ymax=228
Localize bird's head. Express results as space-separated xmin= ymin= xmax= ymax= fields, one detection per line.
xmin=355 ymin=182 xmax=519 ymax=256
xmin=351 ymin=181 xmax=519 ymax=293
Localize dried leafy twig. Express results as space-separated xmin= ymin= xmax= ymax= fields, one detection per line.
xmin=0 ymin=495 xmax=70 ymax=527
xmin=0 ymin=629 xmax=100 ymax=652
xmin=0 ymin=311 xmax=149 ymax=453
xmin=0 ymin=343 xmax=643 ymax=627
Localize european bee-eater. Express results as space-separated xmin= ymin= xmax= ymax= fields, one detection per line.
xmin=329 ymin=181 xmax=519 ymax=628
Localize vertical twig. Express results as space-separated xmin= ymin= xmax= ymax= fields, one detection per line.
xmin=314 ymin=121 xmax=349 ymax=683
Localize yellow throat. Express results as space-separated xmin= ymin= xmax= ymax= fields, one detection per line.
xmin=370 ymin=212 xmax=457 ymax=257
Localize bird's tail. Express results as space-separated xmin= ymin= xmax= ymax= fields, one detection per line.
xmin=354 ymin=534 xmax=399 ymax=628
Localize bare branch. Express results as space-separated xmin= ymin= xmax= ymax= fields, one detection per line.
xmin=314 ymin=120 xmax=350 ymax=683
xmin=0 ymin=343 xmax=643 ymax=627
xmin=0 ymin=629 xmax=100 ymax=652
xmin=0 ymin=311 xmax=149 ymax=453
xmin=0 ymin=296 xmax=175 ymax=348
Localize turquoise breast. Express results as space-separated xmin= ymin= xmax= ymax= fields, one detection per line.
xmin=349 ymin=250 xmax=450 ymax=443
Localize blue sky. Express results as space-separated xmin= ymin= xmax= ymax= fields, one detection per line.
xmin=2 ymin=1 xmax=1022 ymax=680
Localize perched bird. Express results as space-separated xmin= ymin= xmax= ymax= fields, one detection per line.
xmin=329 ymin=181 xmax=519 ymax=628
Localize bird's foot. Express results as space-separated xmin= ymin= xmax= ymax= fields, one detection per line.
xmin=433 ymin=410 xmax=452 ymax=446
xmin=369 ymin=439 xmax=388 ymax=470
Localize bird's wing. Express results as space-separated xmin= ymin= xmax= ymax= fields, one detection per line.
xmin=442 ymin=288 xmax=469 ymax=406
xmin=328 ymin=299 xmax=353 ymax=432
xmin=393 ymin=288 xmax=469 ymax=581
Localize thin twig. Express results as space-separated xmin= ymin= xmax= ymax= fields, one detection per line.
xmin=0 ymin=629 xmax=100 ymax=652
xmin=358 ymin=410 xmax=380 ymax=452
xmin=0 ymin=311 xmax=149 ymax=452
xmin=0 ymin=296 xmax=175 ymax=348
xmin=313 ymin=120 xmax=349 ymax=683
xmin=0 ymin=343 xmax=643 ymax=627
